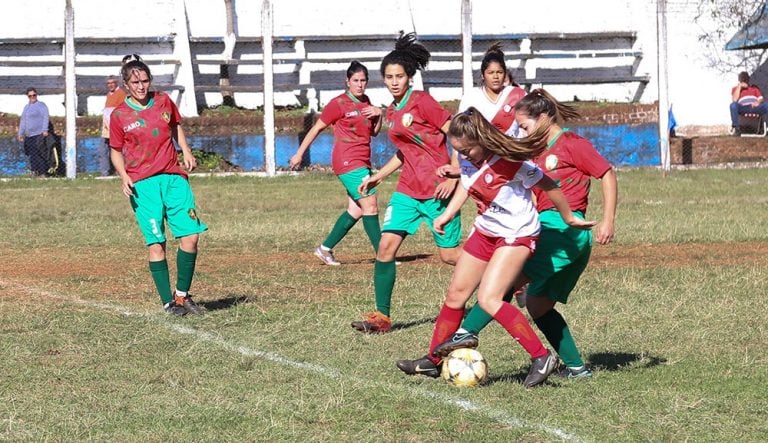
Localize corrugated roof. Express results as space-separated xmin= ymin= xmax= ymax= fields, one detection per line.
xmin=726 ymin=3 xmax=768 ymax=50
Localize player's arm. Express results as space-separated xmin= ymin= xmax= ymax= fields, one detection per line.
xmin=172 ymin=125 xmax=196 ymax=172
xmin=290 ymin=118 xmax=328 ymax=170
xmin=358 ymin=153 xmax=402 ymax=196
xmin=110 ymin=148 xmax=134 ymax=198
xmin=535 ymin=175 xmax=596 ymax=230
xmin=434 ymin=119 xmax=459 ymax=199
xmin=361 ymin=105 xmax=384 ymax=136
xmin=594 ymin=168 xmax=617 ymax=244
xmin=433 ymin=183 xmax=468 ymax=234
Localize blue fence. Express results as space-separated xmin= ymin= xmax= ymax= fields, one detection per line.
xmin=0 ymin=123 xmax=659 ymax=176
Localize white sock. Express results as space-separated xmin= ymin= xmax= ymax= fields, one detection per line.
xmin=456 ymin=328 xmax=469 ymax=334
xmin=175 ymin=289 xmax=187 ymax=298
xmin=320 ymin=245 xmax=331 ymax=251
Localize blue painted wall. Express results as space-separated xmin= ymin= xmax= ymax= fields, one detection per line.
xmin=0 ymin=123 xmax=659 ymax=176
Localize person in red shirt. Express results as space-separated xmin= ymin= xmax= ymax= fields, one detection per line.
xmin=351 ymin=32 xmax=462 ymax=334
xmin=432 ymin=89 xmax=618 ymax=380
xmin=289 ymin=61 xmax=383 ymax=266
xmin=100 ymin=75 xmax=127 ymax=176
xmin=730 ymin=71 xmax=768 ymax=135
xmin=110 ymin=57 xmax=208 ymax=316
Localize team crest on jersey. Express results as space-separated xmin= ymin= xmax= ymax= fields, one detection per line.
xmin=401 ymin=113 xmax=414 ymax=127
xmin=503 ymin=104 xmax=512 ymax=113
xmin=484 ymin=173 xmax=493 ymax=184
xmin=545 ymin=154 xmax=559 ymax=170
xmin=188 ymin=208 xmax=197 ymax=220
xmin=161 ymin=111 xmax=171 ymax=123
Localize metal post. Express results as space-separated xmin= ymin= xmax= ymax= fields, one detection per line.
xmin=657 ymin=0 xmax=671 ymax=174
xmin=64 ymin=0 xmax=77 ymax=179
xmin=262 ymin=0 xmax=275 ymax=176
xmin=461 ymin=0 xmax=473 ymax=94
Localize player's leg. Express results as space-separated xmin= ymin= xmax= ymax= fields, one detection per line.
xmin=477 ymin=241 xmax=556 ymax=387
xmin=396 ymin=245 xmax=486 ymax=377
xmin=164 ymin=175 xmax=209 ymax=314
xmin=357 ymin=194 xmax=381 ymax=253
xmin=423 ymin=195 xmax=462 ymax=266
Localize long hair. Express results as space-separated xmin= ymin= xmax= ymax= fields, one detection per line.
xmin=449 ymin=107 xmax=551 ymax=162
xmin=121 ymin=55 xmax=153 ymax=84
xmin=480 ymin=42 xmax=506 ymax=77
xmin=346 ymin=60 xmax=369 ymax=80
xmin=380 ymin=32 xmax=430 ymax=77
xmin=515 ymin=88 xmax=580 ymax=124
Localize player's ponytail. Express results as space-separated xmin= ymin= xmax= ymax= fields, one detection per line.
xmin=380 ymin=32 xmax=431 ymax=77
xmin=516 ymin=88 xmax=581 ymax=123
xmin=449 ymin=107 xmax=550 ymax=162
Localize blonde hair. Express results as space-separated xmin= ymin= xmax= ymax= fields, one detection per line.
xmin=449 ymin=107 xmax=550 ymax=161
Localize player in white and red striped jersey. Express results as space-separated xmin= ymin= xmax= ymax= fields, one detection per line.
xmin=396 ymin=107 xmax=595 ymax=387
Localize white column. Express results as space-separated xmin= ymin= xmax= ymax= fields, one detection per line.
xmin=64 ymin=0 xmax=76 ymax=179
xmin=657 ymin=0 xmax=670 ymax=172
xmin=262 ymin=0 xmax=276 ymax=176
xmin=461 ymin=0 xmax=473 ymax=94
xmin=173 ymin=0 xmax=198 ymax=117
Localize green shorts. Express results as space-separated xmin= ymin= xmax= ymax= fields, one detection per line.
xmin=523 ymin=210 xmax=592 ymax=304
xmin=382 ymin=191 xmax=461 ymax=248
xmin=130 ymin=174 xmax=208 ymax=245
xmin=338 ymin=167 xmax=376 ymax=201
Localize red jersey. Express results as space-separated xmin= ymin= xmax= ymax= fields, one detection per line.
xmin=532 ymin=131 xmax=612 ymax=213
xmin=384 ymin=89 xmax=452 ymax=199
xmin=733 ymin=84 xmax=763 ymax=106
xmin=319 ymin=91 xmax=377 ymax=175
xmin=109 ymin=91 xmax=187 ymax=183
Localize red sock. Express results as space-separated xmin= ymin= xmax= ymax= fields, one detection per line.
xmin=493 ymin=303 xmax=547 ymax=358
xmin=427 ymin=303 xmax=465 ymax=364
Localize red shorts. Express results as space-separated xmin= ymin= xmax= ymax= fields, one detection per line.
xmin=462 ymin=228 xmax=538 ymax=262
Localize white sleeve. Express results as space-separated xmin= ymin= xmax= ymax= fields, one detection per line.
xmin=517 ymin=160 xmax=544 ymax=189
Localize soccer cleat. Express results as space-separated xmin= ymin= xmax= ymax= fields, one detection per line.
xmin=164 ymin=301 xmax=187 ymax=316
xmin=557 ymin=365 xmax=593 ymax=379
xmin=314 ymin=246 xmax=341 ymax=266
xmin=350 ymin=311 xmax=392 ymax=333
xmin=395 ymin=355 xmax=441 ymax=378
xmin=431 ymin=331 xmax=479 ymax=358
xmin=175 ymin=293 xmax=207 ymax=315
xmin=523 ymin=349 xmax=557 ymax=388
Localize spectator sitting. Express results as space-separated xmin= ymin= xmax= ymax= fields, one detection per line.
xmin=730 ymin=71 xmax=768 ymax=135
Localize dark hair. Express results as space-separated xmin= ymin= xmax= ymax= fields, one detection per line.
xmin=380 ymin=32 xmax=430 ymax=77
xmin=480 ymin=42 xmax=506 ymax=76
xmin=122 ymin=54 xmax=142 ymax=65
xmin=121 ymin=58 xmax=153 ymax=83
xmin=26 ymin=87 xmax=37 ymax=95
xmin=346 ymin=60 xmax=369 ymax=80
xmin=738 ymin=71 xmax=750 ymax=83
xmin=515 ymin=88 xmax=581 ymax=123
xmin=449 ymin=107 xmax=550 ymax=162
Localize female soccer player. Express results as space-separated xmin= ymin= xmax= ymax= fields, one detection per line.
xmin=432 ymin=89 xmax=618 ymax=379
xmin=395 ymin=108 xmax=595 ymax=387
xmin=110 ymin=57 xmax=208 ymax=316
xmin=350 ymin=32 xmax=462 ymax=334
xmin=458 ymin=42 xmax=526 ymax=137
xmin=289 ymin=61 xmax=383 ymax=266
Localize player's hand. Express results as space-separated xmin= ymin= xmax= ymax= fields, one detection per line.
xmin=436 ymin=164 xmax=460 ymax=179
xmin=434 ymin=178 xmax=458 ymax=200
xmin=594 ymin=220 xmax=615 ymax=244
xmin=564 ymin=215 xmax=597 ymax=230
xmin=433 ymin=214 xmax=451 ymax=234
xmin=181 ymin=150 xmax=197 ymax=172
xmin=120 ymin=175 xmax=135 ymax=198
xmin=289 ymin=153 xmax=303 ymax=170
xmin=360 ymin=106 xmax=382 ymax=119
xmin=358 ymin=175 xmax=380 ymax=196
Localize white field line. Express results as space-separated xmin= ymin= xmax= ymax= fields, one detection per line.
xmin=1 ymin=279 xmax=585 ymax=442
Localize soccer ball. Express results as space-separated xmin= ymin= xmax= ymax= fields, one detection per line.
xmin=441 ymin=348 xmax=488 ymax=387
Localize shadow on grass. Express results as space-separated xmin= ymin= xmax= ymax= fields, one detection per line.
xmin=201 ymin=295 xmax=254 ymax=312
xmin=345 ymin=253 xmax=434 ymax=265
xmin=482 ymin=351 xmax=666 ymax=386
xmin=391 ymin=316 xmax=437 ymax=332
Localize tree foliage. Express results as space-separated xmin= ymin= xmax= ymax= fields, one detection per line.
xmin=694 ymin=0 xmax=768 ymax=73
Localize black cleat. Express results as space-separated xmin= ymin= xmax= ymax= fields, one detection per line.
xmin=557 ymin=365 xmax=593 ymax=379
xmin=396 ymin=355 xmax=441 ymax=378
xmin=523 ymin=350 xmax=557 ymax=388
xmin=431 ymin=331 xmax=479 ymax=358
xmin=176 ymin=294 xmax=207 ymax=315
xmin=164 ymin=302 xmax=187 ymax=316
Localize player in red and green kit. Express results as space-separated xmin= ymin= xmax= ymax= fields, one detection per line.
xmin=352 ymin=33 xmax=462 ymax=333
xmin=289 ymin=61 xmax=383 ymax=266
xmin=110 ymin=57 xmax=208 ymax=316
xmin=432 ymin=88 xmax=618 ymax=378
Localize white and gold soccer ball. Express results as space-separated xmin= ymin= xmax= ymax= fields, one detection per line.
xmin=441 ymin=348 xmax=488 ymax=387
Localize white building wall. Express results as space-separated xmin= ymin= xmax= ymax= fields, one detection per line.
xmin=0 ymin=0 xmax=747 ymax=128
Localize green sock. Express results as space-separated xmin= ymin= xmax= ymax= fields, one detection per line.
xmin=361 ymin=214 xmax=381 ymax=253
xmin=149 ymin=260 xmax=173 ymax=305
xmin=176 ymin=248 xmax=198 ymax=293
xmin=534 ymin=309 xmax=585 ymax=368
xmin=461 ymin=303 xmax=495 ymax=334
xmin=322 ymin=211 xmax=358 ymax=249
xmin=373 ymin=259 xmax=396 ymax=317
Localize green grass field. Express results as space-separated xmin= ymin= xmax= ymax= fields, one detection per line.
xmin=1 ymin=168 xmax=766 ymax=441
